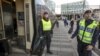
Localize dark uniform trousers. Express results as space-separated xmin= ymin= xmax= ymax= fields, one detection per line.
xmin=98 ymin=36 xmax=100 ymax=49
xmin=43 ymin=31 xmax=51 ymax=51
xmin=99 ymin=22 xmax=100 ymax=49
xmin=77 ymin=38 xmax=92 ymax=56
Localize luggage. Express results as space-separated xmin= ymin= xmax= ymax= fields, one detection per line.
xmin=31 ymin=36 xmax=45 ymax=56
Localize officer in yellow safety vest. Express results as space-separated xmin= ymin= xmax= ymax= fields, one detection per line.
xmin=71 ymin=10 xmax=99 ymax=56
xmin=38 ymin=12 xmax=53 ymax=54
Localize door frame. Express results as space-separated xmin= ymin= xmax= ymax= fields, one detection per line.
xmin=0 ymin=0 xmax=5 ymax=39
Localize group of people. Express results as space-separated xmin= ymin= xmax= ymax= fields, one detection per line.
xmin=38 ymin=10 xmax=100 ymax=56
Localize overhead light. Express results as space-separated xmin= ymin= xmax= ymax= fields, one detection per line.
xmin=13 ymin=0 xmax=16 ymax=2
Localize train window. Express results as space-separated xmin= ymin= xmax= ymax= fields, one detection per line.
xmin=35 ymin=0 xmax=45 ymax=5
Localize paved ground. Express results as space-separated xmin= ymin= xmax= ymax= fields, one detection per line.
xmin=9 ymin=20 xmax=78 ymax=56
xmin=8 ymin=20 xmax=99 ymax=56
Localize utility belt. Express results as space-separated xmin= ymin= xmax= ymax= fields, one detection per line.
xmin=77 ymin=36 xmax=91 ymax=45
xmin=43 ymin=30 xmax=51 ymax=35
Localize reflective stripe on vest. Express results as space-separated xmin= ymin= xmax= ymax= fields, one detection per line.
xmin=78 ymin=19 xmax=98 ymax=44
xmin=42 ymin=19 xmax=52 ymax=31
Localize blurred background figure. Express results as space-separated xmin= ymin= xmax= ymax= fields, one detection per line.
xmin=68 ymin=15 xmax=75 ymax=34
xmin=63 ymin=17 xmax=68 ymax=27
xmin=55 ymin=18 xmax=59 ymax=28
xmin=61 ymin=16 xmax=68 ymax=27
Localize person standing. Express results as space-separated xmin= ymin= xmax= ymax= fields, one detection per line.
xmin=64 ymin=18 xmax=68 ymax=26
xmin=71 ymin=10 xmax=99 ymax=56
xmin=38 ymin=12 xmax=53 ymax=54
xmin=68 ymin=15 xmax=74 ymax=34
xmin=55 ymin=18 xmax=59 ymax=28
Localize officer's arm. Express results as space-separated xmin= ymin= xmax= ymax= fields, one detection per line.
xmin=38 ymin=20 xmax=43 ymax=36
xmin=71 ymin=20 xmax=79 ymax=39
xmin=51 ymin=20 xmax=55 ymax=30
xmin=51 ymin=20 xmax=55 ymax=34
xmin=91 ymin=27 xmax=99 ymax=46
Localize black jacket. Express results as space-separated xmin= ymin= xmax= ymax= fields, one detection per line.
xmin=70 ymin=20 xmax=74 ymax=27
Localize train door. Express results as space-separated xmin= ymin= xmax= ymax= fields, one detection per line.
xmin=0 ymin=0 xmax=35 ymax=53
xmin=2 ymin=0 xmax=14 ymax=40
xmin=0 ymin=0 xmax=5 ymax=39
xmin=1 ymin=0 xmax=24 ymax=52
xmin=0 ymin=0 xmax=34 ymax=52
xmin=30 ymin=0 xmax=49 ymax=55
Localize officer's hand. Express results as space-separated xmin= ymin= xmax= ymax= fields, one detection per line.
xmin=71 ymin=36 xmax=74 ymax=39
xmin=86 ymin=45 xmax=93 ymax=51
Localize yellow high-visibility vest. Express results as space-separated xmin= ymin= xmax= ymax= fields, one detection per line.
xmin=42 ymin=19 xmax=52 ymax=31
xmin=78 ymin=19 xmax=98 ymax=44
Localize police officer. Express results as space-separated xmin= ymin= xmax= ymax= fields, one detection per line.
xmin=38 ymin=12 xmax=53 ymax=54
xmin=71 ymin=10 xmax=99 ymax=56
xmin=92 ymin=9 xmax=100 ymax=49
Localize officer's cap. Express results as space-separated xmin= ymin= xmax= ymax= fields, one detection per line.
xmin=44 ymin=12 xmax=48 ymax=15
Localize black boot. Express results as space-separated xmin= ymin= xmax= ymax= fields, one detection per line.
xmin=47 ymin=51 xmax=53 ymax=54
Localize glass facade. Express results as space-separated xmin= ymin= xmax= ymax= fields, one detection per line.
xmin=61 ymin=1 xmax=88 ymax=15
xmin=45 ymin=0 xmax=55 ymax=12
xmin=35 ymin=0 xmax=45 ymax=5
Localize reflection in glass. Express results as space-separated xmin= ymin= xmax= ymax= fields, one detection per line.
xmin=0 ymin=7 xmax=3 ymax=39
